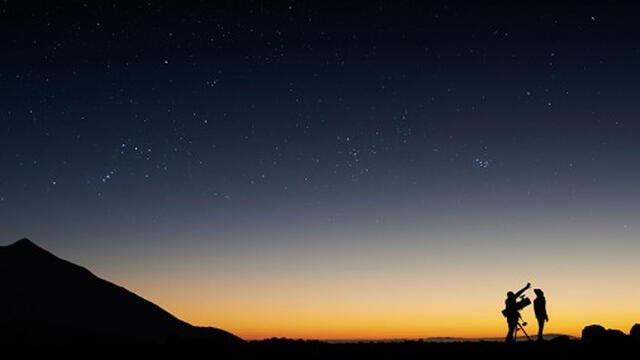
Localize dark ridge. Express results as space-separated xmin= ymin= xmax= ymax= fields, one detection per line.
xmin=4 ymin=238 xmax=51 ymax=254
xmin=8 ymin=238 xmax=39 ymax=248
xmin=0 ymin=238 xmax=243 ymax=348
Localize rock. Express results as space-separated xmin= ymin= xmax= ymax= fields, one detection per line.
xmin=582 ymin=324 xmax=630 ymax=344
xmin=582 ymin=325 xmax=606 ymax=342
xmin=605 ymin=329 xmax=626 ymax=341
xmin=549 ymin=335 xmax=571 ymax=343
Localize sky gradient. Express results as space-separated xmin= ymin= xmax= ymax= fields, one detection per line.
xmin=1 ymin=1 xmax=639 ymax=339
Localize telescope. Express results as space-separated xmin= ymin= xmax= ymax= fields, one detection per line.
xmin=502 ymin=295 xmax=531 ymax=317
xmin=514 ymin=295 xmax=532 ymax=342
xmin=515 ymin=295 xmax=531 ymax=311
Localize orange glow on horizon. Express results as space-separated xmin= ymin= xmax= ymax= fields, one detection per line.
xmin=175 ymin=304 xmax=638 ymax=340
xmin=79 ymin=227 xmax=640 ymax=341
xmin=126 ymin=267 xmax=640 ymax=341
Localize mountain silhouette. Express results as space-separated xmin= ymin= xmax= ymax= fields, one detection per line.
xmin=0 ymin=238 xmax=242 ymax=346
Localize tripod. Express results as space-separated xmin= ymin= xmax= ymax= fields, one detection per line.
xmin=514 ymin=317 xmax=531 ymax=342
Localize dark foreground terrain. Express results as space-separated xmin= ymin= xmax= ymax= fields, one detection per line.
xmin=2 ymin=239 xmax=638 ymax=359
xmin=2 ymin=337 xmax=639 ymax=360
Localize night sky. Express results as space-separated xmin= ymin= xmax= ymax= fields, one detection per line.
xmin=1 ymin=2 xmax=639 ymax=339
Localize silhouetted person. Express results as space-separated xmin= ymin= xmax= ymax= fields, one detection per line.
xmin=533 ymin=288 xmax=548 ymax=341
xmin=503 ymin=282 xmax=531 ymax=342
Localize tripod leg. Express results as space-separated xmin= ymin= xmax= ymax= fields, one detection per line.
xmin=518 ymin=323 xmax=531 ymax=341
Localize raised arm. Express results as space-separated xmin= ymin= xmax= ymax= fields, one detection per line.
xmin=513 ymin=282 xmax=531 ymax=298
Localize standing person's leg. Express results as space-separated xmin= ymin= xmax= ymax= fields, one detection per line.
xmin=537 ymin=317 xmax=545 ymax=341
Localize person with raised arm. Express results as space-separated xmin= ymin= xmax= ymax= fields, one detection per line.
xmin=503 ymin=282 xmax=531 ymax=342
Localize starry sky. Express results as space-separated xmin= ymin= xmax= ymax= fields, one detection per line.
xmin=1 ymin=1 xmax=639 ymax=339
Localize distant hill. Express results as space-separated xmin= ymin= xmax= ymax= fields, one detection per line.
xmin=323 ymin=334 xmax=575 ymax=343
xmin=423 ymin=334 xmax=576 ymax=342
xmin=0 ymin=238 xmax=242 ymax=346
